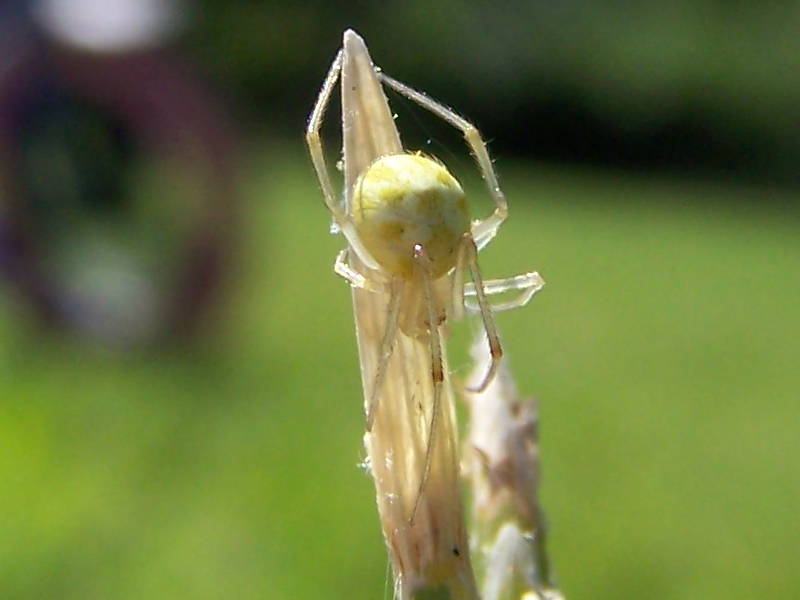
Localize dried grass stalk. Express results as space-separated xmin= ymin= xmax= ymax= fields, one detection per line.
xmin=341 ymin=31 xmax=478 ymax=600
xmin=464 ymin=332 xmax=563 ymax=600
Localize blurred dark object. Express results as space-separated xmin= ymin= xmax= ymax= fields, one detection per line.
xmin=0 ymin=0 xmax=239 ymax=346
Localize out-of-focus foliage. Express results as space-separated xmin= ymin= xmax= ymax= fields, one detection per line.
xmin=2 ymin=3 xmax=799 ymax=599
xmin=1 ymin=151 xmax=798 ymax=599
xmin=189 ymin=0 xmax=800 ymax=181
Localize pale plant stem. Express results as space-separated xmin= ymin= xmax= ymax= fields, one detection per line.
xmin=340 ymin=30 xmax=478 ymax=600
xmin=463 ymin=330 xmax=564 ymax=600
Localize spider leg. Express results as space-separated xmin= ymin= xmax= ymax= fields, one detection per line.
xmin=306 ymin=50 xmax=380 ymax=270
xmin=449 ymin=236 xmax=469 ymax=322
xmin=378 ymin=73 xmax=508 ymax=250
xmin=334 ymin=249 xmax=388 ymax=293
xmin=464 ymin=271 xmax=545 ymax=313
xmin=365 ymin=277 xmax=404 ymax=431
xmin=409 ymin=244 xmax=444 ymax=525
xmin=463 ymin=233 xmax=503 ymax=393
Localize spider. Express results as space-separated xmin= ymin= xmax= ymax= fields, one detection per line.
xmin=306 ymin=30 xmax=543 ymax=522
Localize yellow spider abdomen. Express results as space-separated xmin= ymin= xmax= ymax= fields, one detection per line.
xmin=352 ymin=154 xmax=469 ymax=280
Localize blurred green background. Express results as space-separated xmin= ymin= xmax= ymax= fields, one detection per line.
xmin=1 ymin=2 xmax=799 ymax=599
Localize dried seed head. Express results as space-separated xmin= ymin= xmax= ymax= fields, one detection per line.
xmin=465 ymin=332 xmax=563 ymax=600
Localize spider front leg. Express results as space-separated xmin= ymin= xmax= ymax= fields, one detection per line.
xmin=449 ymin=235 xmax=469 ymax=322
xmin=306 ymin=49 xmax=380 ymax=270
xmin=365 ymin=276 xmax=404 ymax=431
xmin=409 ymin=243 xmax=445 ymax=526
xmin=334 ymin=248 xmax=397 ymax=431
xmin=461 ymin=233 xmax=503 ymax=393
xmin=333 ymin=249 xmax=398 ymax=429
xmin=378 ymin=73 xmax=508 ymax=250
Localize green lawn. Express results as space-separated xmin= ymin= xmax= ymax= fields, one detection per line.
xmin=1 ymin=149 xmax=798 ymax=599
